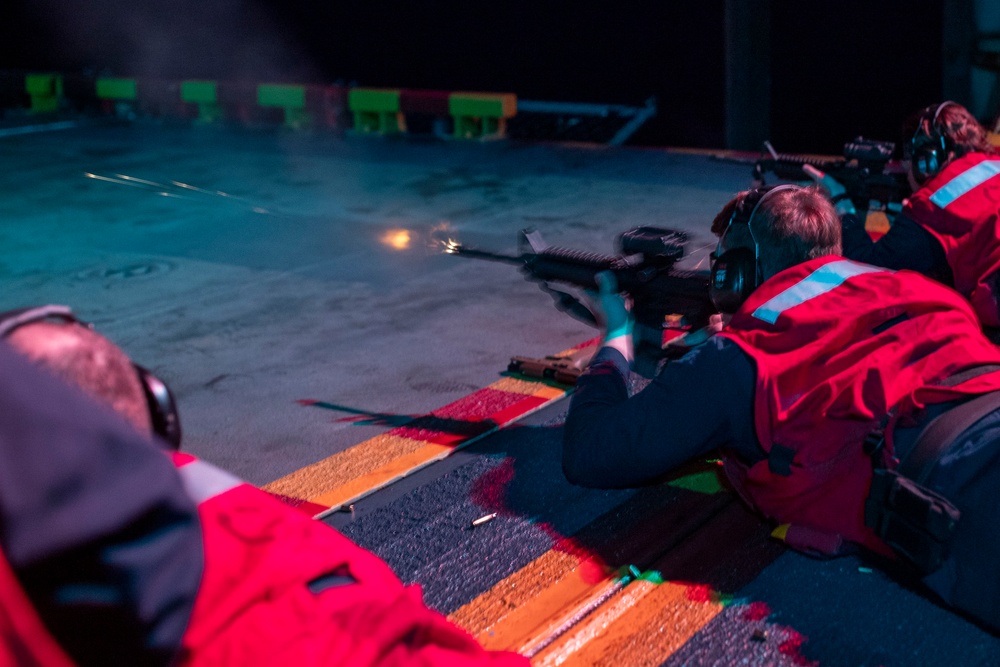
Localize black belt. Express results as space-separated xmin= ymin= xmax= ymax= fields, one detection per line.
xmin=904 ymin=387 xmax=1000 ymax=485
xmin=865 ymin=366 xmax=1000 ymax=574
xmin=903 ymin=363 xmax=1000 ymax=483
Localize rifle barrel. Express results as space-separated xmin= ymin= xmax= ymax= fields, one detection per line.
xmin=443 ymin=241 xmax=524 ymax=265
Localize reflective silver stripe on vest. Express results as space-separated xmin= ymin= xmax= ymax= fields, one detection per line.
xmin=928 ymin=160 xmax=1000 ymax=208
xmin=752 ymin=260 xmax=884 ymax=324
xmin=177 ymin=458 xmax=243 ymax=504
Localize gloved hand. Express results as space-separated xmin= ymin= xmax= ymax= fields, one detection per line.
xmin=589 ymin=271 xmax=634 ymax=363
xmin=803 ymin=164 xmax=857 ymax=216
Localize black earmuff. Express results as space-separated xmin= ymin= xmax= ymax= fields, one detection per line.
xmin=709 ymin=185 xmax=801 ymax=314
xmin=133 ymin=364 xmax=182 ymax=450
xmin=0 ymin=305 xmax=182 ymax=450
xmin=910 ymin=101 xmax=955 ymax=185
xmin=709 ymin=246 xmax=758 ymax=314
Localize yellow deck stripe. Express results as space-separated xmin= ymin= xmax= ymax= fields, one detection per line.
xmin=449 ymin=496 xmax=737 ymax=651
xmin=451 ymin=549 xmax=614 ymax=651
xmin=264 ymin=433 xmax=429 ymax=500
xmin=532 ymin=580 xmax=723 ymax=667
xmin=450 ymin=546 xmax=726 ymax=665
xmin=263 ymin=368 xmax=582 ymax=515
xmin=262 ymin=338 xmax=767 ymax=664
xmin=447 ymin=475 xmax=780 ymax=665
xmin=309 ymin=442 xmax=452 ymax=509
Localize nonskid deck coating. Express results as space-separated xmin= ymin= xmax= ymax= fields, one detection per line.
xmin=4 ymin=121 xmax=1000 ymax=664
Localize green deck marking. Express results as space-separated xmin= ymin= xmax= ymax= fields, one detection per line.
xmin=667 ymin=469 xmax=726 ymax=494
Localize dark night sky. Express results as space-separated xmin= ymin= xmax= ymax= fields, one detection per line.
xmin=0 ymin=1 xmax=944 ymax=152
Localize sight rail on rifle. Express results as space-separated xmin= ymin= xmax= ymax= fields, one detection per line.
xmin=751 ymin=137 xmax=911 ymax=215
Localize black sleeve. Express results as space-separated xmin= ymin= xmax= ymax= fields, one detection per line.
xmin=0 ymin=342 xmax=203 ymax=667
xmin=562 ymin=336 xmax=760 ymax=489
xmin=840 ymin=212 xmax=950 ymax=280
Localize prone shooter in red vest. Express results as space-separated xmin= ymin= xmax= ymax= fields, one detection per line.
xmin=0 ymin=306 xmax=528 ymax=666
xmin=806 ymin=101 xmax=1000 ymax=337
xmin=563 ymin=185 xmax=1000 ymax=633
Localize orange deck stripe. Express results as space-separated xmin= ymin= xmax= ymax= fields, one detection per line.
xmin=450 ymin=547 xmax=726 ymax=664
xmin=309 ymin=442 xmax=452 ymax=511
xmin=448 ymin=478 xmax=734 ymax=649
xmin=261 ymin=338 xmax=779 ymax=664
xmin=531 ymin=580 xmax=723 ymax=666
xmin=263 ymin=433 xmax=430 ymax=500
xmin=448 ymin=473 xmax=781 ymax=664
xmin=460 ymin=549 xmax=619 ymax=653
xmin=865 ymin=210 xmax=891 ymax=238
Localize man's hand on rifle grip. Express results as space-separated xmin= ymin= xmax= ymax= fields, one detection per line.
xmin=590 ymin=271 xmax=634 ymax=365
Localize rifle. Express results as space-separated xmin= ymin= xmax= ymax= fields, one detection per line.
xmin=443 ymin=226 xmax=715 ymax=379
xmin=752 ymin=137 xmax=911 ymax=214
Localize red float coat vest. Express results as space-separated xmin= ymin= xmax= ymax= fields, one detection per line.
xmin=0 ymin=451 xmax=524 ymax=666
xmin=718 ymin=257 xmax=1000 ymax=556
xmin=904 ymin=152 xmax=1000 ymax=327
xmin=171 ymin=452 xmax=527 ymax=667
xmin=0 ymin=550 xmax=76 ymax=667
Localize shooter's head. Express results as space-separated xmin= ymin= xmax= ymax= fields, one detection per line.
xmin=0 ymin=305 xmax=181 ymax=448
xmin=709 ymin=185 xmax=841 ymax=313
xmin=906 ymin=101 xmax=993 ymax=185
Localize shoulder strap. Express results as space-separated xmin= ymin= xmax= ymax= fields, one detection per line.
xmin=940 ymin=363 xmax=1000 ymax=387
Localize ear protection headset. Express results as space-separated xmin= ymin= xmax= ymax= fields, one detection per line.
xmin=0 ymin=305 xmax=182 ymax=450
xmin=709 ymin=184 xmax=801 ymax=314
xmin=910 ymin=101 xmax=956 ymax=185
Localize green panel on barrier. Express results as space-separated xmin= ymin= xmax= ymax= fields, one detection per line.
xmin=348 ymin=88 xmax=401 ymax=113
xmin=181 ymin=80 xmax=218 ymax=104
xmin=449 ymin=93 xmax=516 ymax=119
xmin=25 ymin=74 xmax=60 ymax=97
xmin=96 ymin=78 xmax=137 ymax=101
xmin=258 ymin=84 xmax=306 ymax=108
xmin=25 ymin=73 xmax=63 ymax=113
